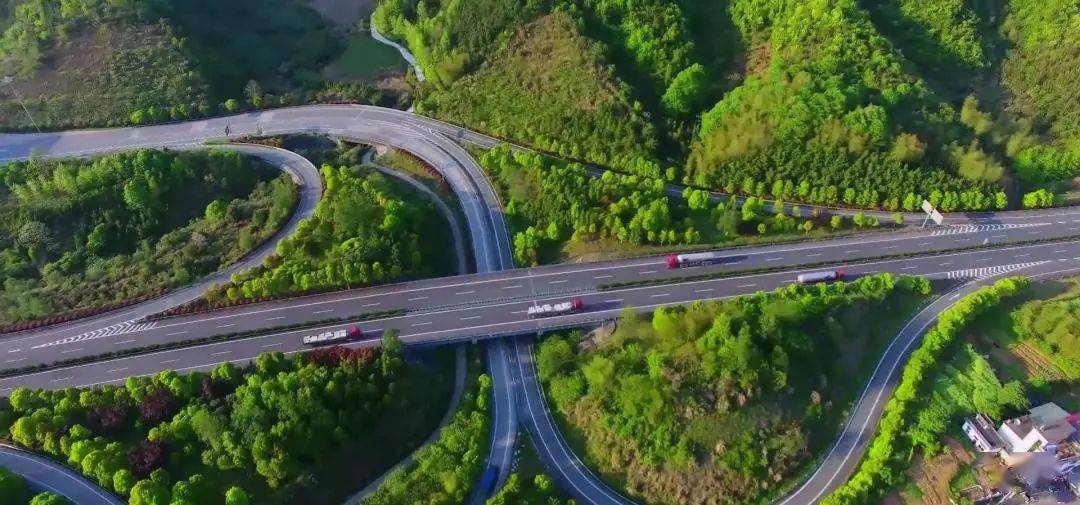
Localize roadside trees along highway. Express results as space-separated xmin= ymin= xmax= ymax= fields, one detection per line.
xmin=822 ymin=277 xmax=1028 ymax=504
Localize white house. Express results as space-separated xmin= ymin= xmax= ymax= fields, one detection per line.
xmin=963 ymin=413 xmax=1005 ymax=452
xmin=997 ymin=403 xmax=1076 ymax=454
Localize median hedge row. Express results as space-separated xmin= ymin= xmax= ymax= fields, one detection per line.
xmin=0 ymin=309 xmax=405 ymax=379
xmin=821 ymin=276 xmax=1029 ymax=505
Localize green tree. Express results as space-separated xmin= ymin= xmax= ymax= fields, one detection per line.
xmin=224 ymin=486 xmax=250 ymax=505
xmin=0 ymin=466 xmax=30 ymax=504
xmin=128 ymin=479 xmax=170 ymax=505
xmin=661 ymin=64 xmax=709 ymax=116
xmin=30 ymin=492 xmax=71 ymax=505
xmin=830 ymin=215 xmax=844 ymax=230
xmin=205 ymin=200 xmax=227 ymax=221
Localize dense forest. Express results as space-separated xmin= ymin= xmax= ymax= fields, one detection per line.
xmin=207 ymin=164 xmax=455 ymax=302
xmin=482 ymin=145 xmax=879 ymax=265
xmin=536 ymin=273 xmax=931 ymax=503
xmin=0 ymin=149 xmax=296 ymax=327
xmin=0 ymin=337 xmax=455 ymax=504
xmin=0 ymin=466 xmax=69 ymax=505
xmin=375 ymin=0 xmax=1078 ymax=209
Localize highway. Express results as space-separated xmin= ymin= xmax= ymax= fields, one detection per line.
xmin=2 ymin=217 xmax=1077 ymax=371
xmin=1 ymin=236 xmax=1074 ymax=392
xmin=0 ymin=105 xmax=524 ymax=502
xmin=3 ymin=106 xmax=1080 ymax=505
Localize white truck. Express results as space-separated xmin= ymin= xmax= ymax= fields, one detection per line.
xmin=796 ymin=270 xmax=844 ymax=284
xmin=301 ymin=326 xmax=362 ymax=346
xmin=526 ymin=298 xmax=584 ymax=319
xmin=666 ymin=251 xmax=727 ymax=269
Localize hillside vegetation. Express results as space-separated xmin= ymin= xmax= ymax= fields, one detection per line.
xmin=0 ymin=150 xmax=296 ymax=327
xmin=482 ymin=145 xmax=883 ymax=265
xmin=537 ymin=274 xmax=931 ymax=503
xmin=0 ymin=340 xmax=454 ymax=504
xmin=417 ymin=11 xmax=663 ymax=177
xmin=376 ymin=0 xmax=1077 ymax=209
xmin=0 ymin=0 xmax=390 ymax=130
xmin=208 ymin=164 xmax=456 ymax=302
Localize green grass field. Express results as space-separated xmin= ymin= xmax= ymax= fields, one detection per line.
xmin=325 ymin=33 xmax=407 ymax=81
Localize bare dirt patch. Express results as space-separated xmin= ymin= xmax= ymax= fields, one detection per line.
xmin=904 ymin=438 xmax=974 ymax=505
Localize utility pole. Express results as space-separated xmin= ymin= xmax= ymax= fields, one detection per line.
xmin=2 ymin=76 xmax=41 ymax=133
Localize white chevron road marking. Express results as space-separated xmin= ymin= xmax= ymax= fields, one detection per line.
xmin=31 ymin=321 xmax=158 ymax=350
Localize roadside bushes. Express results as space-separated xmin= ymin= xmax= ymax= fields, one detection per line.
xmin=689 ymin=142 xmax=1006 ymax=212
xmin=1021 ymin=189 xmax=1056 ymax=209
xmin=823 ymin=276 xmax=1029 ymax=505
xmin=483 ymin=145 xmax=861 ymax=265
xmin=205 ymin=164 xmax=454 ymax=301
xmin=364 ymin=372 xmax=492 ymax=504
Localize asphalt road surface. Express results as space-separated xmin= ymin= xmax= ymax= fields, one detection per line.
xmin=3 ymin=218 xmax=1078 ymax=372
xmin=0 ymin=444 xmax=124 ymax=505
xmin=4 ymin=107 xmax=1080 ymax=505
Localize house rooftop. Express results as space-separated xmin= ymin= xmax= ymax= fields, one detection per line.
xmin=964 ymin=414 xmax=1005 ymax=451
xmin=1039 ymin=419 xmax=1077 ymax=445
xmin=1003 ymin=415 xmax=1036 ymax=440
xmin=1030 ymin=402 xmax=1069 ymax=426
